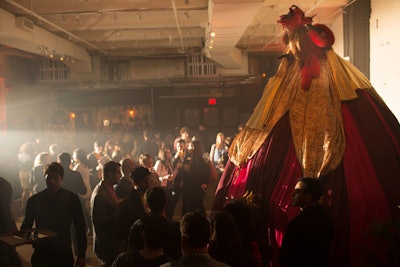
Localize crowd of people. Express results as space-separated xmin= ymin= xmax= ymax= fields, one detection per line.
xmin=15 ymin=126 xmax=232 ymax=219
xmin=0 ymin=125 xmax=335 ymax=267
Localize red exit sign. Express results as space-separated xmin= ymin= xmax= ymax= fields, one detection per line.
xmin=208 ymin=98 xmax=217 ymax=105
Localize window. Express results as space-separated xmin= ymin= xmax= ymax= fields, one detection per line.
xmin=39 ymin=59 xmax=69 ymax=81
xmin=187 ymin=53 xmax=217 ymax=76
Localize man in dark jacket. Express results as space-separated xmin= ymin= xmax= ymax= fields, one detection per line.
xmin=21 ymin=162 xmax=87 ymax=267
xmin=117 ymin=166 xmax=149 ymax=249
xmin=279 ymin=177 xmax=334 ymax=267
xmin=91 ymin=161 xmax=123 ymax=267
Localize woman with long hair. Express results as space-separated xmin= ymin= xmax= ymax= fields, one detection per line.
xmin=209 ymin=133 xmax=228 ymax=175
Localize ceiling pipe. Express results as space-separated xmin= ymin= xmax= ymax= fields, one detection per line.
xmin=5 ymin=0 xmax=107 ymax=55
xmin=36 ymin=6 xmax=207 ymax=17
xmin=171 ymin=0 xmax=185 ymax=52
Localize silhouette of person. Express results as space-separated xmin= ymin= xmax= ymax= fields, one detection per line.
xmin=279 ymin=177 xmax=333 ymax=267
xmin=21 ymin=163 xmax=86 ymax=267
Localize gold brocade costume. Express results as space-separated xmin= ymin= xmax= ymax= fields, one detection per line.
xmin=229 ymin=49 xmax=376 ymax=177
xmin=217 ymin=7 xmax=400 ymax=266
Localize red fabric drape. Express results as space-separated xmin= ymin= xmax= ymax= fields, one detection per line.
xmin=214 ymin=90 xmax=400 ymax=266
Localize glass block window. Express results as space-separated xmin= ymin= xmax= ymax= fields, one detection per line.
xmin=187 ymin=53 xmax=217 ymax=76
xmin=39 ymin=59 xmax=69 ymax=81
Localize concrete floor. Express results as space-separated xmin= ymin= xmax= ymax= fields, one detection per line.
xmin=11 ymin=179 xmax=218 ymax=266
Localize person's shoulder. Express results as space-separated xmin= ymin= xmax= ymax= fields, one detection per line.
xmin=92 ymin=182 xmax=108 ymax=198
xmin=92 ymin=181 xmax=102 ymax=194
xmin=60 ymin=188 xmax=80 ymax=199
xmin=64 ymin=168 xmax=81 ymax=176
xmin=302 ymin=205 xmax=331 ymax=218
xmin=28 ymin=191 xmax=41 ymax=201
xmin=62 ymin=187 xmax=78 ymax=195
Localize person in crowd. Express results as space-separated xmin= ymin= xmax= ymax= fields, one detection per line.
xmin=17 ymin=142 xmax=35 ymax=213
xmin=91 ymin=161 xmax=124 ymax=267
xmin=130 ymin=131 xmax=142 ymax=162
xmin=154 ymin=147 xmax=176 ymax=211
xmin=186 ymin=140 xmax=195 ymax=153
xmin=111 ymin=149 xmax=123 ymax=163
xmin=163 ymin=131 xmax=176 ymax=154
xmin=170 ymin=139 xmax=190 ymax=219
xmin=189 ymin=136 xmax=204 ymax=154
xmin=75 ymin=111 xmax=93 ymax=154
xmin=128 ymin=186 xmax=182 ymax=260
xmin=0 ymin=177 xmax=22 ymax=267
xmin=59 ymin=152 xmax=88 ymax=249
xmin=117 ymin=166 xmax=149 ymax=250
xmin=209 ymin=133 xmax=228 ymax=174
xmin=177 ymin=212 xmax=229 ymax=266
xmin=72 ymin=148 xmax=92 ymax=234
xmin=48 ymin=143 xmax=60 ymax=163
xmin=87 ymin=140 xmax=105 ymax=189
xmin=30 ymin=152 xmax=50 ymax=194
xmin=21 ymin=163 xmax=86 ymax=267
xmin=72 ymin=148 xmax=92 ymax=200
xmin=208 ymin=210 xmax=256 ymax=267
xmin=98 ymin=146 xmax=112 ymax=173
xmin=103 ymin=139 xmax=115 ymax=159
xmin=278 ymin=177 xmax=334 ymax=267
xmin=182 ymin=140 xmax=210 ymax=217
xmin=196 ymin=123 xmax=209 ymax=151
xmin=153 ymin=130 xmax=163 ymax=155
xmin=219 ymin=150 xmax=229 ymax=165
xmin=112 ymin=213 xmax=172 ymax=267
xmin=222 ymin=200 xmax=262 ymax=266
xmin=58 ymin=152 xmax=86 ymax=196
xmin=115 ymin=158 xmax=136 ymax=199
xmin=138 ymin=130 xmax=159 ymax=161
xmin=173 ymin=127 xmax=191 ymax=152
xmin=139 ymin=153 xmax=160 ymax=188
xmin=224 ymin=135 xmax=232 ymax=148
xmin=120 ymin=132 xmax=135 ymax=158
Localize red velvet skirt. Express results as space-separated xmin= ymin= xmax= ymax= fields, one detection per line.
xmin=213 ymin=89 xmax=400 ymax=266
